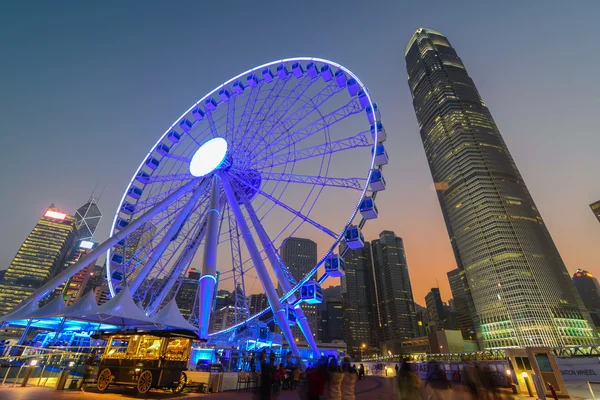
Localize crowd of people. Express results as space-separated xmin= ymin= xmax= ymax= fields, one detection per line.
xmin=253 ymin=353 xmax=511 ymax=400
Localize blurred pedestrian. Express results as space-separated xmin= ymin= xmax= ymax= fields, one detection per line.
xmin=341 ymin=359 xmax=357 ymax=400
xmin=396 ymin=361 xmax=421 ymax=400
xmin=358 ymin=363 xmax=365 ymax=380
xmin=325 ymin=363 xmax=343 ymax=400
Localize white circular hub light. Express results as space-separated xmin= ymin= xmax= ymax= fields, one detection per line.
xmin=189 ymin=137 xmax=228 ymax=177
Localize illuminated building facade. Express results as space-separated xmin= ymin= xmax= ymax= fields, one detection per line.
xmin=280 ymin=237 xmax=318 ymax=342
xmin=60 ymin=240 xmax=98 ymax=305
xmin=405 ymin=28 xmax=596 ymax=348
xmin=447 ymin=268 xmax=476 ymax=338
xmin=175 ymin=269 xmax=200 ymax=320
xmin=0 ymin=206 xmax=77 ymax=316
xmin=425 ymin=288 xmax=446 ymax=330
xmin=318 ymin=286 xmax=343 ymax=343
xmin=341 ymin=242 xmax=378 ymax=357
xmin=572 ymin=270 xmax=600 ymax=328
xmin=590 ymin=201 xmax=600 ymax=224
xmin=74 ymin=196 xmax=102 ymax=241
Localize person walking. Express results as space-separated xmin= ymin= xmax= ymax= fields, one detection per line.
xmin=358 ymin=364 xmax=365 ymax=380
xmin=396 ymin=361 xmax=421 ymax=400
xmin=325 ymin=363 xmax=343 ymax=400
xmin=341 ymin=360 xmax=357 ymax=400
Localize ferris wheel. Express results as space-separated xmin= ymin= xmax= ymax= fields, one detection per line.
xmin=12 ymin=58 xmax=385 ymax=358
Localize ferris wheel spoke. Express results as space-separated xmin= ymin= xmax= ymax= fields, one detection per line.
xmin=129 ymin=180 xmax=209 ymax=294
xmin=206 ymin=110 xmax=220 ymax=138
xmin=237 ymin=76 xmax=288 ymax=153
xmin=258 ymin=171 xmax=365 ymax=191
xmin=145 ymin=173 xmax=194 ymax=184
xmin=250 ymin=130 xmax=371 ymax=169
xmin=162 ymin=153 xmax=191 ymax=163
xmin=228 ymin=172 xmax=337 ymax=238
xmin=244 ymin=74 xmax=315 ymax=152
xmin=267 ymin=96 xmax=364 ymax=156
xmin=146 ymin=201 xmax=213 ymax=315
xmin=232 ymin=81 xmax=263 ymax=148
xmin=225 ymin=95 xmax=236 ymax=140
xmin=253 ymin=80 xmax=344 ymax=153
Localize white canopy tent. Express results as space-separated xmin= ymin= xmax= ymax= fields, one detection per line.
xmin=152 ymin=299 xmax=198 ymax=331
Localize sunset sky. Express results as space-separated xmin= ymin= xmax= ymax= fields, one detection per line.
xmin=1 ymin=0 xmax=599 ymax=305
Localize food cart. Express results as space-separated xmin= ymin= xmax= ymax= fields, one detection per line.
xmin=93 ymin=329 xmax=197 ymax=395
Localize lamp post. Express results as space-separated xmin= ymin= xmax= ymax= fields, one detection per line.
xmin=361 ymin=343 xmax=366 ymax=361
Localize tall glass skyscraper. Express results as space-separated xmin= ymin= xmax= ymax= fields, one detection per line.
xmin=280 ymin=237 xmax=318 ymax=342
xmin=371 ymin=231 xmax=418 ymax=345
xmin=0 ymin=205 xmax=78 ymax=316
xmin=340 ymin=242 xmax=378 ymax=356
xmin=405 ymin=28 xmax=596 ymax=348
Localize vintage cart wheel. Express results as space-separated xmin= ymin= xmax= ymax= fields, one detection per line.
xmin=96 ymin=368 xmax=112 ymax=392
xmin=171 ymin=371 xmax=187 ymax=394
xmin=137 ymin=370 xmax=153 ymax=395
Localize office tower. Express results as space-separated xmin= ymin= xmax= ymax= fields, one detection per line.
xmin=60 ymin=240 xmax=98 ymax=305
xmin=249 ymin=293 xmax=268 ymax=316
xmin=371 ymin=231 xmax=418 ymax=345
xmin=74 ymin=196 xmax=102 ymax=241
xmin=0 ymin=206 xmax=78 ymax=315
xmin=280 ymin=237 xmax=318 ymax=342
xmin=590 ymin=201 xmax=600 ymax=224
xmin=209 ymin=306 xmax=237 ymax=333
xmin=447 ymin=268 xmax=476 ymax=338
xmin=414 ymin=305 xmax=429 ymax=337
xmin=341 ymin=242 xmax=378 ymax=356
xmin=425 ymin=288 xmax=446 ymax=330
xmin=572 ymin=270 xmax=600 ymax=327
xmin=175 ymin=269 xmax=201 ymax=320
xmin=318 ymin=286 xmax=343 ymax=343
xmin=406 ymin=28 xmax=596 ymax=348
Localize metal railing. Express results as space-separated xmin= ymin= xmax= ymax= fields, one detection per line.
xmin=0 ymin=345 xmax=104 ymax=389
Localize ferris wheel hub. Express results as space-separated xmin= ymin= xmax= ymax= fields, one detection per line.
xmin=189 ymin=137 xmax=228 ymax=177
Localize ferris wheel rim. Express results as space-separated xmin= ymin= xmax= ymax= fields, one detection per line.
xmin=106 ymin=57 xmax=380 ymax=333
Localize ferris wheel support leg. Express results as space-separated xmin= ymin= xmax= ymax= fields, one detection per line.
xmin=129 ymin=180 xmax=208 ymax=294
xmin=220 ymin=173 xmax=302 ymax=359
xmin=197 ymin=175 xmax=221 ymax=339
xmin=13 ymin=178 xmax=203 ymax=312
xmin=245 ymin=202 xmax=321 ymax=358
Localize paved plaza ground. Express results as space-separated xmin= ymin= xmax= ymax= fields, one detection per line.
xmin=0 ymin=376 xmax=595 ymax=400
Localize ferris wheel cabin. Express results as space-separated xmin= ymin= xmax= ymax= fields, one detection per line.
xmin=366 ymin=103 xmax=382 ymax=124
xmin=324 ymin=254 xmax=345 ymax=278
xmin=369 ymin=169 xmax=386 ymax=192
xmin=372 ymin=144 xmax=389 ymax=166
xmin=344 ymin=225 xmax=365 ymax=249
xmin=301 ymin=280 xmax=324 ymax=305
xmin=370 ymin=122 xmax=387 ymax=143
xmin=359 ymin=197 xmax=379 ymax=220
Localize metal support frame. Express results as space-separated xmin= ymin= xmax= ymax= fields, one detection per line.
xmin=220 ymin=172 xmax=301 ymax=358
xmin=129 ymin=180 xmax=208 ymax=293
xmin=198 ymin=175 xmax=221 ymax=339
xmin=13 ymin=178 xmax=203 ymax=312
xmin=245 ymin=200 xmax=320 ymax=358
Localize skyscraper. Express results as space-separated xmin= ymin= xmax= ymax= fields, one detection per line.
xmin=425 ymin=288 xmax=446 ymax=331
xmin=590 ymin=201 xmax=600 ymax=224
xmin=341 ymin=242 xmax=378 ymax=356
xmin=318 ymin=286 xmax=343 ymax=343
xmin=280 ymin=237 xmax=318 ymax=342
xmin=405 ymin=28 xmax=596 ymax=348
xmin=371 ymin=231 xmax=418 ymax=347
xmin=0 ymin=205 xmax=78 ymax=316
xmin=572 ymin=270 xmax=600 ymax=328
xmin=74 ymin=196 xmax=102 ymax=241
xmin=447 ymin=268 xmax=476 ymax=338
xmin=175 ymin=269 xmax=201 ymax=320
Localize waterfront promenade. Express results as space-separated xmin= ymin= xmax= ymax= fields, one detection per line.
xmin=2 ymin=376 xmax=593 ymax=400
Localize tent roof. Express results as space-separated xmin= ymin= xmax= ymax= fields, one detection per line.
xmin=25 ymin=296 xmax=66 ymax=320
xmin=66 ymin=287 xmax=157 ymax=327
xmin=0 ymin=299 xmax=40 ymax=323
xmin=152 ymin=299 xmax=198 ymax=331
xmin=59 ymin=290 xmax=98 ymax=318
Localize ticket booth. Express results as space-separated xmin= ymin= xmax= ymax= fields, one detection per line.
xmin=505 ymin=347 xmax=569 ymax=398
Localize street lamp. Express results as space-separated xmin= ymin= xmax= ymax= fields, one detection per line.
xmin=361 ymin=343 xmax=366 ymax=361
